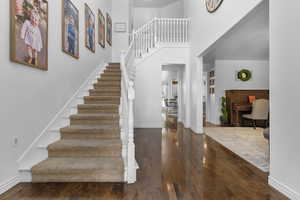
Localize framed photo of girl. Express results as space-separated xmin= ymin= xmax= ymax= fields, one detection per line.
xmin=85 ymin=4 xmax=95 ymax=53
xmin=98 ymin=9 xmax=105 ymax=48
xmin=62 ymin=0 xmax=79 ymax=59
xmin=106 ymin=13 xmax=112 ymax=46
xmin=11 ymin=0 xmax=48 ymax=70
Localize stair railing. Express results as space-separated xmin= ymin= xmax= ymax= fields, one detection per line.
xmin=134 ymin=18 xmax=190 ymax=57
xmin=120 ymin=18 xmax=190 ymax=183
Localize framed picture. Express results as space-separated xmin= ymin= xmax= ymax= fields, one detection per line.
xmin=62 ymin=0 xmax=79 ymax=59
xmin=205 ymin=0 xmax=224 ymax=13
xmin=106 ymin=13 xmax=112 ymax=46
xmin=85 ymin=4 xmax=95 ymax=52
xmin=11 ymin=0 xmax=48 ymax=70
xmin=98 ymin=9 xmax=105 ymax=48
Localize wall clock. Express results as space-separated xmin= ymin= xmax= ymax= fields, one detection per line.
xmin=205 ymin=0 xmax=224 ymax=13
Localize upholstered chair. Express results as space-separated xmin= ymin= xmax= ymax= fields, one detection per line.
xmin=243 ymin=99 xmax=269 ymax=129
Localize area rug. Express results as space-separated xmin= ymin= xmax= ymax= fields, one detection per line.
xmin=204 ymin=127 xmax=269 ymax=172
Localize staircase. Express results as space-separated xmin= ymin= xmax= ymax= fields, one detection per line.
xmin=22 ymin=18 xmax=190 ymax=184
xmin=31 ymin=63 xmax=124 ymax=182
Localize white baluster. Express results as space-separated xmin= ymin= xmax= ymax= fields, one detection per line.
xmin=175 ymin=19 xmax=177 ymax=43
xmin=146 ymin=25 xmax=148 ymax=52
xmin=187 ymin=20 xmax=190 ymax=42
xmin=163 ymin=19 xmax=168 ymax=42
xmin=180 ymin=20 xmax=183 ymax=43
xmin=184 ymin=20 xmax=186 ymax=43
xmin=153 ymin=18 xmax=159 ymax=47
xmin=170 ymin=19 xmax=175 ymax=43
xmin=159 ymin=19 xmax=162 ymax=43
xmin=167 ymin=19 xmax=169 ymax=43
xmin=162 ymin=19 xmax=164 ymax=43
xmin=177 ymin=19 xmax=179 ymax=43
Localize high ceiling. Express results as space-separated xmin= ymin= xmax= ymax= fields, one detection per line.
xmin=203 ymin=1 xmax=269 ymax=65
xmin=133 ymin=0 xmax=179 ymax=7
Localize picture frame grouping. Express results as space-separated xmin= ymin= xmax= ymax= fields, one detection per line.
xmin=10 ymin=0 xmax=112 ymax=71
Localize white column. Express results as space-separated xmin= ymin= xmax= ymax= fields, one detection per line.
xmin=195 ymin=56 xmax=204 ymax=134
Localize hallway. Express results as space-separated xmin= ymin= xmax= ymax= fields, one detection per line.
xmin=0 ymin=122 xmax=287 ymax=200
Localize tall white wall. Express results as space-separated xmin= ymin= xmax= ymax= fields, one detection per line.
xmin=159 ymin=1 xmax=184 ymax=18
xmin=112 ymin=0 xmax=130 ymax=62
xmin=269 ymin=1 xmax=300 ymax=199
xmin=0 ymin=0 xmax=112 ymax=192
xmin=135 ymin=47 xmax=189 ymax=128
xmin=182 ymin=0 xmax=265 ymax=132
xmin=207 ymin=60 xmax=269 ymax=124
xmin=133 ymin=1 xmax=184 ymax=29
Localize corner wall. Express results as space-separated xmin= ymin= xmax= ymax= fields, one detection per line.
xmin=182 ymin=0 xmax=264 ymax=133
xmin=0 ymin=0 xmax=112 ymax=193
xmin=134 ymin=47 xmax=189 ymax=128
xmin=269 ymin=1 xmax=300 ymax=199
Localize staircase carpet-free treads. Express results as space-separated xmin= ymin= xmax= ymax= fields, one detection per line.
xmin=31 ymin=63 xmax=124 ymax=183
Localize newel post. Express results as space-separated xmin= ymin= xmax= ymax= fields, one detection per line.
xmin=127 ymin=80 xmax=136 ymax=183
xmin=120 ymin=50 xmax=128 ymax=182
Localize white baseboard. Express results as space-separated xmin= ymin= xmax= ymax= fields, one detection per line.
xmin=16 ymin=63 xmax=107 ymax=181
xmin=0 ymin=176 xmax=19 ymax=195
xmin=269 ymin=176 xmax=300 ymax=200
xmin=190 ymin=125 xmax=204 ymax=135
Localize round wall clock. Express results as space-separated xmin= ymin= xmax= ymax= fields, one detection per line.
xmin=205 ymin=0 xmax=224 ymax=13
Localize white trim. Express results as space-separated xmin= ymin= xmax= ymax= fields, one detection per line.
xmin=0 ymin=176 xmax=19 ymax=195
xmin=190 ymin=125 xmax=204 ymax=135
xmin=269 ymin=176 xmax=300 ymax=200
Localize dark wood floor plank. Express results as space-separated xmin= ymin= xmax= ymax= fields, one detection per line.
xmin=0 ymin=119 xmax=287 ymax=200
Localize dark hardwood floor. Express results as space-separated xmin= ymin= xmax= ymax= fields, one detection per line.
xmin=0 ymin=120 xmax=287 ymax=200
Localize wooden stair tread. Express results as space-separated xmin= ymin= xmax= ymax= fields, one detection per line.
xmin=78 ymin=104 xmax=119 ymax=109
xmin=32 ymin=157 xmax=123 ymax=173
xmin=60 ymin=125 xmax=120 ymax=139
xmin=48 ymin=139 xmax=122 ymax=154
xmin=84 ymin=96 xmax=120 ymax=100
xmin=61 ymin=124 xmax=119 ymax=131
xmin=90 ymin=88 xmax=120 ymax=91
xmin=70 ymin=113 xmax=119 ymax=119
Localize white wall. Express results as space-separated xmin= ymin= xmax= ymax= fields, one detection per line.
xmin=269 ymin=1 xmax=300 ymax=199
xmin=133 ymin=1 xmax=184 ymax=29
xmin=182 ymin=0 xmax=265 ymax=132
xmin=159 ymin=1 xmax=184 ymax=19
xmin=112 ymin=0 xmax=130 ymax=62
xmin=207 ymin=60 xmax=269 ymax=124
xmin=135 ymin=47 xmax=189 ymax=128
xmin=0 ymin=0 xmax=112 ymax=192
